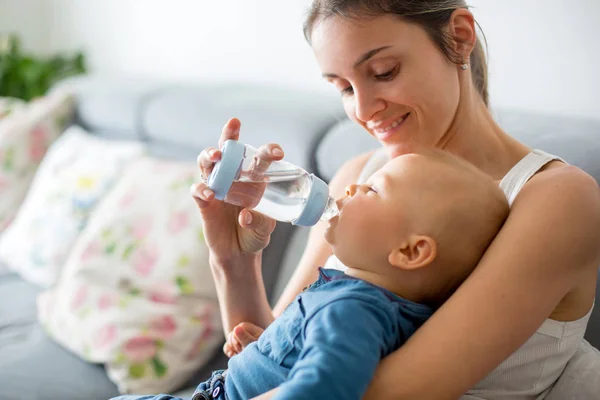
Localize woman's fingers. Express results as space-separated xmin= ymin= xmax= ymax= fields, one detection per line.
xmin=197 ymin=147 xmax=221 ymax=180
xmin=218 ymin=118 xmax=241 ymax=149
xmin=247 ymin=144 xmax=285 ymax=181
xmin=238 ymin=209 xmax=277 ymax=238
xmin=190 ymin=182 xmax=215 ymax=209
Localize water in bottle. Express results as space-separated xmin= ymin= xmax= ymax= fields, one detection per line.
xmin=204 ymin=140 xmax=339 ymax=226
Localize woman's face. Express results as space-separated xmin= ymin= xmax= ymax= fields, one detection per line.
xmin=311 ymin=15 xmax=462 ymax=151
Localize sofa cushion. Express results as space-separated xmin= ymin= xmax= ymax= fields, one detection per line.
xmin=38 ymin=156 xmax=222 ymax=394
xmin=0 ymin=91 xmax=74 ymax=233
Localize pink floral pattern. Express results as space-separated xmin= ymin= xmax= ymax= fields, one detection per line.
xmin=149 ymin=315 xmax=178 ymax=340
xmin=81 ymin=240 xmax=102 ymax=262
xmin=168 ymin=210 xmax=189 ymax=234
xmin=95 ymin=324 xmax=118 ymax=348
xmin=131 ymin=218 xmax=153 ymax=241
xmin=123 ymin=336 xmax=157 ymax=363
xmin=149 ymin=282 xmax=178 ymax=305
xmin=97 ymin=293 xmax=118 ymax=310
xmin=29 ymin=125 xmax=49 ymax=162
xmin=71 ymin=285 xmax=88 ymax=311
xmin=133 ymin=246 xmax=159 ymax=277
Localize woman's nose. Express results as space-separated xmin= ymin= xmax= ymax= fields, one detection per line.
xmin=354 ymin=88 xmax=386 ymax=123
xmin=345 ymin=184 xmax=358 ymax=197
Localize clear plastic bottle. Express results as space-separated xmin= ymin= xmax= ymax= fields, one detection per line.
xmin=205 ymin=140 xmax=339 ymax=226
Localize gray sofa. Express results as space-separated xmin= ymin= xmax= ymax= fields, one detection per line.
xmin=0 ymin=76 xmax=598 ymax=400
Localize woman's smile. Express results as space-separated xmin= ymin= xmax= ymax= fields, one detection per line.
xmin=369 ymin=112 xmax=411 ymax=142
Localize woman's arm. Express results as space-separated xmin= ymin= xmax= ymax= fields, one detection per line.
xmin=273 ymin=151 xmax=374 ymax=317
xmin=363 ymin=166 xmax=600 ymax=400
xmin=211 ymin=251 xmax=275 ymax=335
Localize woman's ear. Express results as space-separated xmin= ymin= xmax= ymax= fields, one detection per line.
xmin=448 ymin=8 xmax=477 ymax=60
xmin=388 ymin=235 xmax=437 ymax=270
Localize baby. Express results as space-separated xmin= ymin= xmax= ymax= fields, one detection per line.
xmin=114 ymin=149 xmax=509 ymax=400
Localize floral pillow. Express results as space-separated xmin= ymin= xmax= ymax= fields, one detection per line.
xmin=0 ymin=91 xmax=74 ymax=234
xmin=38 ymin=156 xmax=221 ymax=395
xmin=0 ymin=125 xmax=145 ymax=287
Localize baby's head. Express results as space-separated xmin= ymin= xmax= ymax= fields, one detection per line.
xmin=325 ymin=149 xmax=509 ymax=305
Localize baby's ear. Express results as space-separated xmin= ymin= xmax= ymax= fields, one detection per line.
xmin=389 ymin=235 xmax=437 ymax=270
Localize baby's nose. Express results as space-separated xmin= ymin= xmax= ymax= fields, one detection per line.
xmin=345 ymin=184 xmax=358 ymax=197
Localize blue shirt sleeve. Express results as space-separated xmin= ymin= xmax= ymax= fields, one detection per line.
xmin=272 ymin=295 xmax=395 ymax=400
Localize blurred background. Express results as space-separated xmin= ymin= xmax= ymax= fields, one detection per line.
xmin=1 ymin=0 xmax=599 ymax=119
xmin=1 ymin=3 xmax=600 ymax=399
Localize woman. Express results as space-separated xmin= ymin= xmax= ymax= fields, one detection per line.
xmin=192 ymin=1 xmax=600 ymax=398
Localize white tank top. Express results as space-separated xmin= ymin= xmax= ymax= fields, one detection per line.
xmin=324 ymin=148 xmax=599 ymax=399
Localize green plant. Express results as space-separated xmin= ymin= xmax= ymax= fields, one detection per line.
xmin=0 ymin=33 xmax=86 ymax=101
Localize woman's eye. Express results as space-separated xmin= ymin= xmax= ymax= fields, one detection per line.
xmin=375 ymin=66 xmax=398 ymax=81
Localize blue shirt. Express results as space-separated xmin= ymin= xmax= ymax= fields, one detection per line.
xmin=224 ymin=268 xmax=434 ymax=400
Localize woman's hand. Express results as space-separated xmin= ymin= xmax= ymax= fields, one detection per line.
xmin=223 ymin=322 xmax=265 ymax=358
xmin=191 ymin=118 xmax=283 ymax=333
xmin=191 ymin=118 xmax=284 ymax=266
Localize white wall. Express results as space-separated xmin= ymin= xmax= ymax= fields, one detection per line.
xmin=3 ymin=0 xmax=599 ymax=119
xmin=469 ymin=0 xmax=600 ymax=119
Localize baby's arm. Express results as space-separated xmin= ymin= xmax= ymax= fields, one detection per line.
xmin=271 ymin=297 xmax=395 ymax=400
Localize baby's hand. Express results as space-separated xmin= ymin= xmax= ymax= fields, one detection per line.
xmin=223 ymin=322 xmax=265 ymax=358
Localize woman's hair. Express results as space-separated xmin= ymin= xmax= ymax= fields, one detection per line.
xmin=303 ymin=0 xmax=489 ymax=106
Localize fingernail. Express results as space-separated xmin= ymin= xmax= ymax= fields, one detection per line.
xmin=202 ymin=189 xmax=213 ymax=199
xmin=244 ymin=212 xmax=253 ymax=225
xmin=208 ymin=149 xmax=217 ymax=157
xmin=272 ymin=148 xmax=283 ymax=157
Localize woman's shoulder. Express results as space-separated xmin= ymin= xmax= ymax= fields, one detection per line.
xmin=328 ymin=150 xmax=379 ymax=197
xmin=512 ymin=161 xmax=600 ymax=300
xmin=521 ymin=161 xmax=599 ymax=215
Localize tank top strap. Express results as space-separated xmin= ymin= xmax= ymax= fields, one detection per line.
xmin=499 ymin=149 xmax=566 ymax=206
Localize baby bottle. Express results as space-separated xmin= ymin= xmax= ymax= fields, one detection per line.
xmin=206 ymin=140 xmax=339 ymax=226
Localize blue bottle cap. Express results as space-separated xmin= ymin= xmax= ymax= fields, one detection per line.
xmin=207 ymin=140 xmax=246 ymax=200
xmin=293 ymin=174 xmax=329 ymax=227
